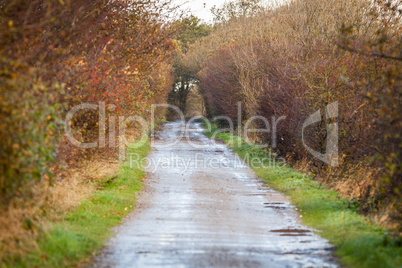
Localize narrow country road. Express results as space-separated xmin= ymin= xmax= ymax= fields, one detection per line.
xmin=92 ymin=121 xmax=337 ymax=268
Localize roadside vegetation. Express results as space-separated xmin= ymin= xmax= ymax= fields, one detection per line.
xmin=11 ymin=142 xmax=149 ymax=267
xmin=204 ymin=122 xmax=402 ymax=267
xmin=0 ymin=0 xmax=199 ymax=265
xmin=180 ymin=0 xmax=401 ymax=232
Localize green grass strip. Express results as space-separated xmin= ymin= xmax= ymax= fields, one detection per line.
xmin=13 ymin=141 xmax=150 ymax=268
xmin=204 ymin=123 xmax=401 ymax=268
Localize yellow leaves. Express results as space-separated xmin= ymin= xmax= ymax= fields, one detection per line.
xmin=8 ymin=21 xmax=13 ymax=27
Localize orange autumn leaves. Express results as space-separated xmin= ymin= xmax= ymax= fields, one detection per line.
xmin=1 ymin=0 xmax=178 ymax=202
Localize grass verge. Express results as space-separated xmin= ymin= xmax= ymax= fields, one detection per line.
xmin=204 ymin=123 xmax=401 ymax=268
xmin=12 ymin=141 xmax=150 ymax=268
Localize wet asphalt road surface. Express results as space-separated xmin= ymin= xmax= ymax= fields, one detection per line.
xmin=92 ymin=121 xmax=337 ymax=268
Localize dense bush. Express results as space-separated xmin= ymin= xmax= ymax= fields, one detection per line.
xmin=0 ymin=0 xmax=177 ymax=203
xmin=182 ymin=0 xmax=401 ymax=228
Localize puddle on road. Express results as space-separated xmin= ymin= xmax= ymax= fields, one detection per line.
xmin=270 ymin=229 xmax=311 ymax=233
xmin=270 ymin=228 xmax=313 ymax=237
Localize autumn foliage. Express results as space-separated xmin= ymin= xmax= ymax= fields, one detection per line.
xmin=0 ymin=0 xmax=178 ymax=260
xmin=182 ymin=0 xmax=401 ymax=228
xmin=1 ymin=0 xmax=177 ymax=200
